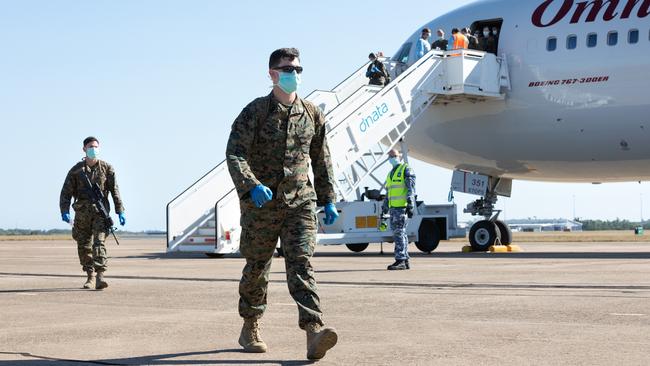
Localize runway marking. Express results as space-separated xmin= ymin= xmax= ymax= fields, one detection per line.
xmin=609 ymin=313 xmax=646 ymax=317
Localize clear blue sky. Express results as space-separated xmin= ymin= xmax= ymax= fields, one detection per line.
xmin=1 ymin=0 xmax=648 ymax=231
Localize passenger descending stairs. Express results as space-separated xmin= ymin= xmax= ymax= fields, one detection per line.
xmin=166 ymin=49 xmax=511 ymax=253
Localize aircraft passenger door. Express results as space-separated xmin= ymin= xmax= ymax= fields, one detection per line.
xmin=470 ymin=19 xmax=503 ymax=55
xmin=391 ymin=42 xmax=412 ymax=78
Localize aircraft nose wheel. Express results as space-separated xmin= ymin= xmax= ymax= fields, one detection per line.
xmin=469 ymin=220 xmax=501 ymax=251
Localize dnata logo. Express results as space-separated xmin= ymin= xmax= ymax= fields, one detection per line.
xmin=359 ymin=102 xmax=390 ymax=133
xmin=532 ymin=0 xmax=650 ymax=27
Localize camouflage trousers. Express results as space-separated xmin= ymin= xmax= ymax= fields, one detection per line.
xmin=238 ymin=199 xmax=323 ymax=330
xmin=72 ymin=204 xmax=108 ymax=273
xmin=390 ymin=208 xmax=410 ymax=260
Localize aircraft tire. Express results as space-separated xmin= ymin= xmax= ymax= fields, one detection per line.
xmin=469 ymin=220 xmax=501 ymax=251
xmin=495 ymin=220 xmax=512 ymax=245
xmin=346 ymin=243 xmax=369 ymax=252
xmin=205 ymin=253 xmax=225 ymax=258
xmin=415 ymin=219 xmax=441 ymax=253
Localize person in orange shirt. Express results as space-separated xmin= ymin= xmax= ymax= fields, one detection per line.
xmin=449 ymin=28 xmax=469 ymax=50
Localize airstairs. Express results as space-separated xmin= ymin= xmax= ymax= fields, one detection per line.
xmin=166 ymin=49 xmax=511 ymax=253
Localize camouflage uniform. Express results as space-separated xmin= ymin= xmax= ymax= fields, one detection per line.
xmin=226 ymin=92 xmax=336 ymax=329
xmin=383 ymin=165 xmax=416 ymax=261
xmin=59 ymin=160 xmax=124 ymax=273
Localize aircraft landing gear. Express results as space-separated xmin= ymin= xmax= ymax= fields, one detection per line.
xmin=464 ymin=183 xmax=512 ymax=251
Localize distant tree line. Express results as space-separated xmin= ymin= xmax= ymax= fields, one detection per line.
xmin=0 ymin=228 xmax=165 ymax=236
xmin=577 ymin=219 xmax=649 ymax=231
xmin=0 ymin=229 xmax=72 ymax=236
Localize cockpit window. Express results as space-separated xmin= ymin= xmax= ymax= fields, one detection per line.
xmin=393 ymin=42 xmax=412 ymax=64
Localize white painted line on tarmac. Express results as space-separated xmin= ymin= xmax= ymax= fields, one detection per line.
xmin=609 ymin=313 xmax=646 ymax=317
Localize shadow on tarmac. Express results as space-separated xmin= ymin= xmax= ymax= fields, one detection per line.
xmin=0 ymin=287 xmax=86 ymax=294
xmin=115 ymin=250 xmax=650 ymax=261
xmin=0 ymin=350 xmax=315 ymax=365
xmin=312 ymin=251 xmax=650 ymax=260
xmin=2 ymin=272 xmax=649 ymax=291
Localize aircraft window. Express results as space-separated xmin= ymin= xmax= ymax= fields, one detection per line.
xmin=628 ymin=29 xmax=639 ymax=44
xmin=393 ymin=42 xmax=412 ymax=64
xmin=607 ymin=31 xmax=618 ymax=46
xmin=566 ymin=35 xmax=577 ymax=50
xmin=587 ymin=33 xmax=597 ymax=48
xmin=547 ymin=37 xmax=557 ymax=51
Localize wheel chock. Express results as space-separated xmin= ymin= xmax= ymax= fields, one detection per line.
xmin=489 ymin=245 xmax=508 ymax=253
xmin=462 ymin=244 xmax=523 ymax=253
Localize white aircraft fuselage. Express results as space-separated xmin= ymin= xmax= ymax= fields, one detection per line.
xmin=401 ymin=0 xmax=650 ymax=183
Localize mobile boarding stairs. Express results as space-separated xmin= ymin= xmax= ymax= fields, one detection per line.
xmin=166 ymin=49 xmax=511 ymax=256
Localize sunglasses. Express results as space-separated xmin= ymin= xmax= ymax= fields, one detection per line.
xmin=272 ymin=65 xmax=304 ymax=74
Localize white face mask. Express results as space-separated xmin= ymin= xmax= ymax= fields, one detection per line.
xmin=493 ymin=29 xmax=498 ymax=36
xmin=389 ymin=157 xmax=400 ymax=167
xmin=483 ymin=31 xmax=490 ymax=37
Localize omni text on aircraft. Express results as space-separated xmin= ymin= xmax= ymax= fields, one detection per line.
xmin=532 ymin=0 xmax=650 ymax=27
xmin=359 ymin=102 xmax=389 ymax=133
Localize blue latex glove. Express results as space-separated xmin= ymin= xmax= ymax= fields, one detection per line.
xmin=61 ymin=212 xmax=71 ymax=223
xmin=118 ymin=212 xmax=126 ymax=226
xmin=250 ymin=185 xmax=273 ymax=208
xmin=371 ymin=65 xmax=380 ymax=73
xmin=324 ymin=203 xmax=339 ymax=225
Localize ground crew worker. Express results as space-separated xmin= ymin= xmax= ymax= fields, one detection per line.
xmin=59 ymin=136 xmax=125 ymax=290
xmin=366 ymin=52 xmax=390 ymax=86
xmin=449 ymin=28 xmax=469 ymax=52
xmin=415 ymin=28 xmax=431 ymax=61
xmin=382 ymin=149 xmax=416 ymax=270
xmin=226 ymin=47 xmax=339 ymax=360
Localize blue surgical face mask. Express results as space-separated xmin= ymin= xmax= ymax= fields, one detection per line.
xmin=389 ymin=157 xmax=399 ymax=167
xmin=86 ymin=147 xmax=98 ymax=159
xmin=277 ymin=71 xmax=301 ymax=94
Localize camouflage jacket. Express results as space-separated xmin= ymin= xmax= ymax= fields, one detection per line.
xmin=226 ymin=93 xmax=337 ymax=208
xmin=59 ymin=159 xmax=124 ymax=214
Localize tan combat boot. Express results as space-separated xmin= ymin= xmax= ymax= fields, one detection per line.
xmin=83 ymin=271 xmax=94 ymax=289
xmin=306 ymin=322 xmax=338 ymax=360
xmin=238 ymin=318 xmax=267 ymax=353
xmin=95 ymin=271 xmax=108 ymax=290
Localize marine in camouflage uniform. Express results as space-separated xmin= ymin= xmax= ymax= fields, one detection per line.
xmin=382 ymin=149 xmax=416 ymax=270
xmin=60 ymin=138 xmax=124 ymax=284
xmin=226 ymin=48 xmax=338 ymax=359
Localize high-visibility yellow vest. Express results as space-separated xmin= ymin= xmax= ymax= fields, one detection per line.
xmin=386 ymin=163 xmax=409 ymax=208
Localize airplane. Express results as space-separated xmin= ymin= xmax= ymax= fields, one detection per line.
xmin=391 ymin=0 xmax=650 ymax=249
xmin=167 ymin=0 xmax=650 ymax=255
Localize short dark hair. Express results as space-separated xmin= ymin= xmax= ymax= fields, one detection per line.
xmin=269 ymin=48 xmax=300 ymax=69
xmin=368 ymin=52 xmax=376 ymax=59
xmin=452 ymin=28 xmax=459 ymax=34
xmin=83 ymin=136 xmax=98 ymax=146
xmin=422 ymin=28 xmax=431 ymax=33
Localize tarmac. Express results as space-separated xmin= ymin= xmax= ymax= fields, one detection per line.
xmin=1 ymin=238 xmax=649 ymax=366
